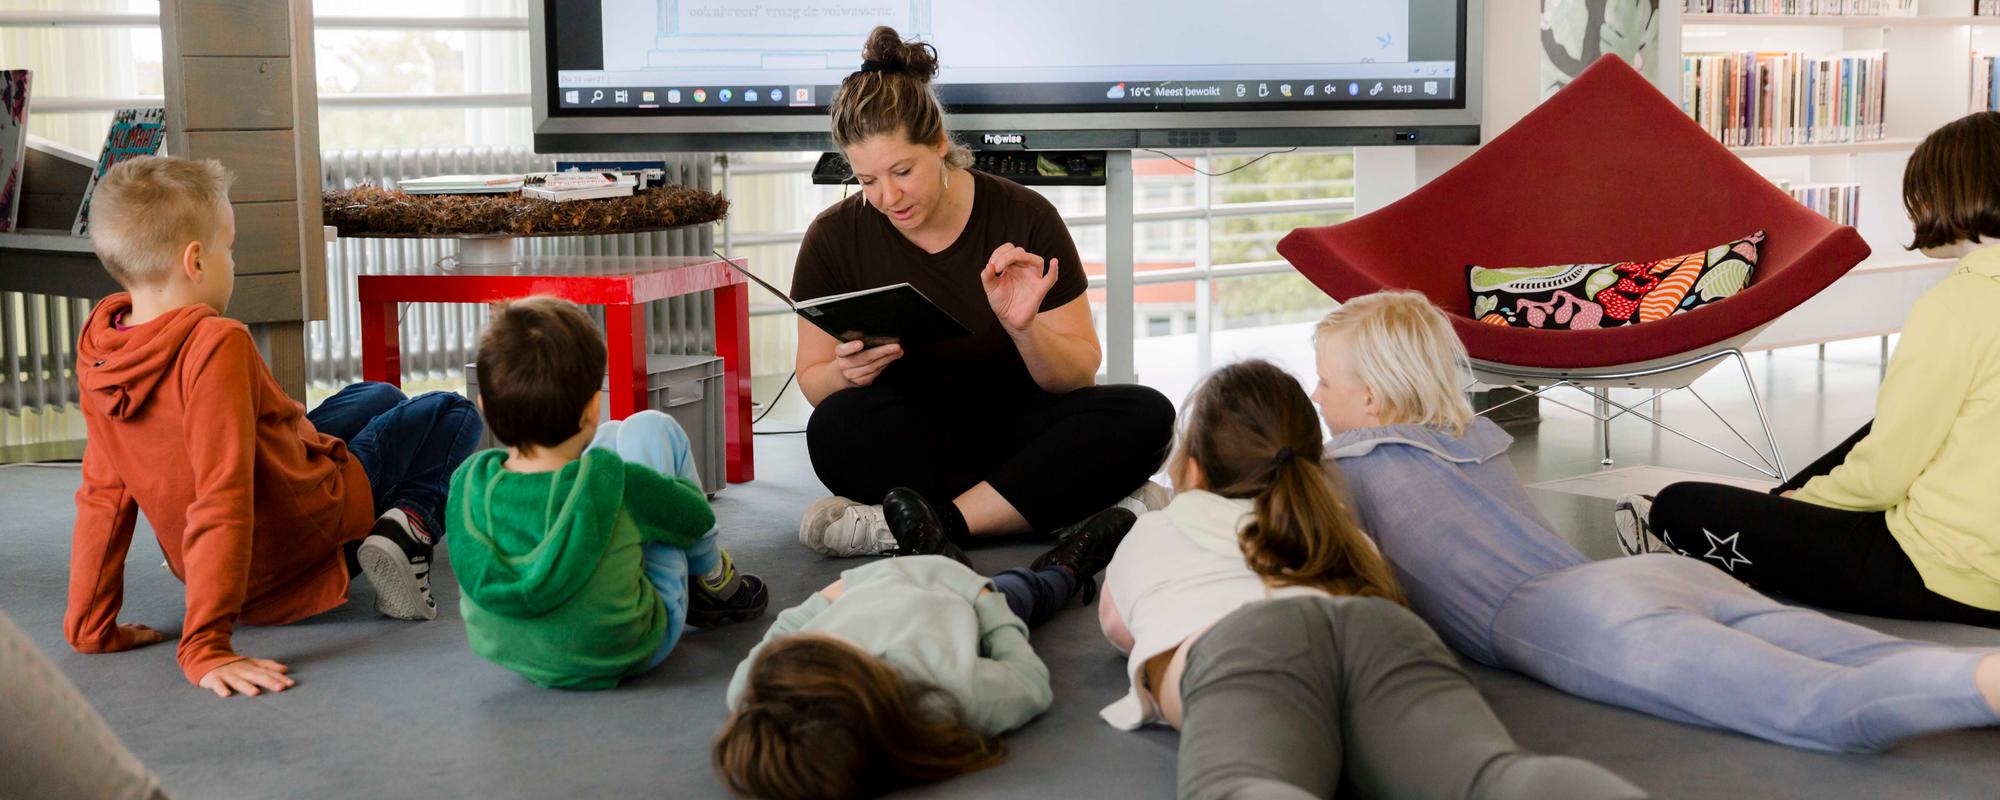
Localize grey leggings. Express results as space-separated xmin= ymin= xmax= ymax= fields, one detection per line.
xmin=0 ymin=609 xmax=168 ymax=800
xmin=1176 ymin=596 xmax=1647 ymax=800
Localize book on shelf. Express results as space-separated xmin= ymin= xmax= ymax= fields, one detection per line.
xmin=1682 ymin=50 xmax=1887 ymax=147
xmin=1682 ymin=0 xmax=1916 ymax=14
xmin=397 ymin=174 xmax=525 ymax=195
xmin=1981 ymin=0 xmax=1999 ymax=18
xmin=1976 ymin=53 xmax=1999 ymax=111
xmin=0 ymin=70 xmax=29 ymax=233
xmin=72 ymin=107 xmax=166 ymax=237
xmin=1788 ymin=182 xmax=1863 ymax=225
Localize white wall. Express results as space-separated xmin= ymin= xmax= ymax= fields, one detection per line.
xmin=1356 ymin=0 xmax=1679 ymax=211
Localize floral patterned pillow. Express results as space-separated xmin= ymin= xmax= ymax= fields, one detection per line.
xmin=1466 ymin=231 xmax=1764 ymax=330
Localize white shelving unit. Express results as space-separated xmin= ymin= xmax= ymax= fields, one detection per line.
xmin=1686 ymin=12 xmax=2000 ymax=26
xmin=1675 ymin=1 xmax=1989 ymax=349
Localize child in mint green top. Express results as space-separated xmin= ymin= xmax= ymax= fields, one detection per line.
xmin=447 ymin=297 xmax=767 ymax=689
xmin=715 ymin=506 xmax=1139 ymax=800
xmin=724 ymin=556 xmax=1053 ymax=734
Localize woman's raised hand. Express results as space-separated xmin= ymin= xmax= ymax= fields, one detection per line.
xmin=833 ymin=338 xmax=903 ymax=389
xmin=982 ymin=242 xmax=1061 ymax=333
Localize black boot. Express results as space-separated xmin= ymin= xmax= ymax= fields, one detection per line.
xmin=1030 ymin=507 xmax=1138 ymax=603
xmin=881 ymin=487 xmax=974 ymax=568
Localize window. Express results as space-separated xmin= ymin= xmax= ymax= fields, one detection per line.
xmin=3 ymin=0 xmax=533 ymax=152
xmin=8 ymin=1 xmax=1359 ymax=427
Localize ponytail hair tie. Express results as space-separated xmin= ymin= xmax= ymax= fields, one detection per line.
xmin=858 ymin=59 xmax=892 ymax=73
xmin=1272 ymin=447 xmax=1295 ymax=466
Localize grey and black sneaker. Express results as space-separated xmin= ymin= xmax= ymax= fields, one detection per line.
xmin=688 ymin=551 xmax=769 ymax=628
xmin=1613 ymin=494 xmax=1669 ymax=556
xmin=1030 ymin=507 xmax=1139 ymax=604
xmin=881 ymin=487 xmax=974 ymax=569
xmin=357 ymin=508 xmax=438 ymax=621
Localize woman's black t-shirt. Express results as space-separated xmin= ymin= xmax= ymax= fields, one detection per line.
xmin=790 ymin=169 xmax=1088 ymax=396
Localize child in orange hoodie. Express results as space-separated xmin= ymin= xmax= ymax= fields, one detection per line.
xmin=66 ymin=155 xmax=481 ymax=698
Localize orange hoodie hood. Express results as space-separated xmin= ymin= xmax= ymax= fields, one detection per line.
xmin=78 ymin=293 xmax=223 ymax=420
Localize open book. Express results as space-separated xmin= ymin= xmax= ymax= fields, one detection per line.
xmin=726 ymin=257 xmax=972 ymax=348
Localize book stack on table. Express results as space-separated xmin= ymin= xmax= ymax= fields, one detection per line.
xmin=522 ymin=171 xmax=637 ymax=202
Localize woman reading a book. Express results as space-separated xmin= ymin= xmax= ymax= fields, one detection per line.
xmin=791 ymin=26 xmax=1175 ymax=560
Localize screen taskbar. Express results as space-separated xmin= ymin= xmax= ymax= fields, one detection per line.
xmin=552 ymin=77 xmax=1462 ymax=113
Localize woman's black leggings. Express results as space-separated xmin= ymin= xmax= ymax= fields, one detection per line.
xmin=805 ymin=382 xmax=1175 ymax=532
xmin=1650 ymin=421 xmax=2000 ymax=626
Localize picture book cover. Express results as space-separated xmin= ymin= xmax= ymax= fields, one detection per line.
xmin=727 ymin=258 xmax=973 ymax=348
xmin=0 ymin=70 xmax=30 ymax=233
xmin=72 ymin=107 xmax=167 ymax=237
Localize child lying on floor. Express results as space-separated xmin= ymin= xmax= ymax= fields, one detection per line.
xmin=714 ymin=505 xmax=1135 ymax=800
xmin=1314 ymin=290 xmax=2000 ymax=752
xmin=1097 ymin=359 xmax=1644 ymax=799
xmin=447 ymin=297 xmax=767 ymax=689
xmin=66 ymin=156 xmax=480 ymax=698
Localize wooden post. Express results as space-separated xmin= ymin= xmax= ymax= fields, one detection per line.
xmin=161 ymin=0 xmax=322 ymax=401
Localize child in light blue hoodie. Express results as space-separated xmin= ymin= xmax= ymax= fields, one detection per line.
xmin=1312 ymin=291 xmax=2000 ymax=753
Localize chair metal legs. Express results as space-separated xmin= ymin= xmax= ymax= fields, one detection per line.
xmin=1728 ymin=348 xmax=1788 ymax=481
xmin=1472 ymin=349 xmax=1789 ymax=482
xmin=1593 ymin=389 xmax=1613 ymax=465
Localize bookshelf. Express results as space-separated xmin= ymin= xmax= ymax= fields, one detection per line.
xmin=1686 ymin=13 xmax=2000 ymax=26
xmin=1672 ymin=2 xmax=1990 ymax=348
xmin=1681 ymin=3 xmax=1990 ymax=277
xmin=1726 ymin=137 xmax=1921 ymax=155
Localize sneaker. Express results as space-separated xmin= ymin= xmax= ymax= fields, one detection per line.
xmin=1116 ymin=480 xmax=1171 ymax=517
xmin=881 ymin=487 xmax=974 ymax=569
xmin=357 ymin=508 xmax=438 ymax=621
xmin=688 ymin=553 xmax=770 ymax=628
xmin=1614 ymin=494 xmax=1669 ymax=556
xmin=1030 ymin=507 xmax=1139 ymax=604
xmin=799 ymin=496 xmax=895 ymax=557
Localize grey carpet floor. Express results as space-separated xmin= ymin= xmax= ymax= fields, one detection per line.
xmin=7 ymin=349 xmax=2000 ymax=798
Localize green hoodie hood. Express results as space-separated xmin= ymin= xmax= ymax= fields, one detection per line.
xmin=447 ymin=448 xmax=624 ymax=617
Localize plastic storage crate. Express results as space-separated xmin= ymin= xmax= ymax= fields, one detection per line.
xmin=465 ymin=354 xmax=726 ymax=496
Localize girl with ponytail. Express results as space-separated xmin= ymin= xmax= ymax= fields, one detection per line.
xmin=1316 ymin=291 xmax=2000 ymax=755
xmin=1097 ymin=359 xmax=1645 ymax=799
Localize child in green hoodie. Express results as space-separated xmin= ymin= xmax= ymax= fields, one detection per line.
xmin=447 ymin=296 xmax=767 ymax=689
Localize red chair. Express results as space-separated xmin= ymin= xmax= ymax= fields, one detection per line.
xmin=1278 ymin=56 xmax=1871 ymax=480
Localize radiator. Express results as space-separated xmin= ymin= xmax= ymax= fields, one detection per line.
xmin=0 ymin=147 xmax=716 ymax=418
xmin=0 ymin=293 xmax=89 ymax=413
xmin=316 ymin=147 xmax=719 ymax=387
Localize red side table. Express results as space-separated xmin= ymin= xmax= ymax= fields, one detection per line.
xmin=357 ymin=255 xmax=754 ymax=483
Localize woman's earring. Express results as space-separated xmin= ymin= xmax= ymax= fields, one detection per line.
xmin=943 ymin=170 xmax=950 ymax=190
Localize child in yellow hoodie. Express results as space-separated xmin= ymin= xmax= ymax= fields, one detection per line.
xmin=1620 ymin=111 xmax=2000 ymax=626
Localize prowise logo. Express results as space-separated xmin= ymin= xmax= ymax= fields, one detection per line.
xmin=981 ymin=133 xmax=1025 ymax=146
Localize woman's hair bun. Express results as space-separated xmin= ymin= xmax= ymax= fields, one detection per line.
xmin=862 ymin=26 xmax=939 ymax=82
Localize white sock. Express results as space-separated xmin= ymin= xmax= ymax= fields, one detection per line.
xmin=1115 ymin=496 xmax=1149 ymax=517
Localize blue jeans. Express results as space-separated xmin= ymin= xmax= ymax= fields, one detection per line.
xmin=1491 ymin=554 xmax=1999 ymax=752
xmin=991 ymin=566 xmax=1076 ymax=628
xmin=587 ymin=410 xmax=721 ymax=671
xmin=307 ymin=382 xmax=482 ymax=538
